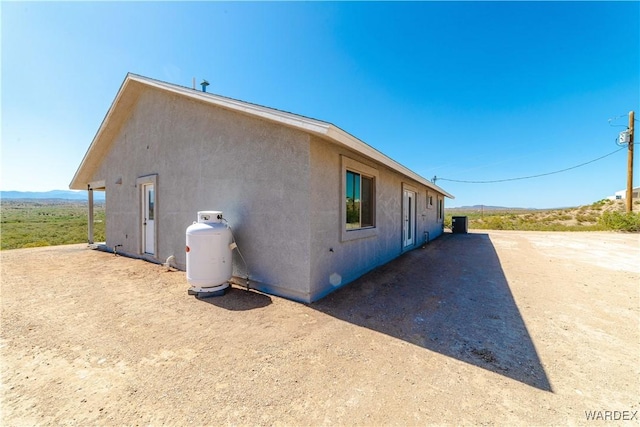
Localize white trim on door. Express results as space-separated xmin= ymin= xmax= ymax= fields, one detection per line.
xmin=403 ymin=187 xmax=416 ymax=248
xmin=143 ymin=183 xmax=155 ymax=255
xmin=136 ymin=174 xmax=158 ymax=258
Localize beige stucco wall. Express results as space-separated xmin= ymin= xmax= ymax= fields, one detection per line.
xmin=88 ymin=86 xmax=446 ymax=302
xmin=92 ymin=88 xmax=313 ymax=301
xmin=308 ymin=136 xmax=444 ymax=301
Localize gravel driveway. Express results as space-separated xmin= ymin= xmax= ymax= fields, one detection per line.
xmin=1 ymin=231 xmax=638 ymax=425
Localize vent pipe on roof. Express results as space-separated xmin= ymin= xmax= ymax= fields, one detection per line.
xmin=192 ymin=77 xmax=196 ymax=90
xmin=200 ymin=79 xmax=209 ymax=92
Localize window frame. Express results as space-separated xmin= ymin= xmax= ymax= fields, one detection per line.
xmin=346 ymin=170 xmax=374 ymax=230
xmin=341 ymin=156 xmax=378 ymax=242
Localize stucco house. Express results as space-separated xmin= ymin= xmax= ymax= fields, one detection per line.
xmin=70 ymin=73 xmax=453 ymax=302
xmin=607 ymin=187 xmax=640 ymax=201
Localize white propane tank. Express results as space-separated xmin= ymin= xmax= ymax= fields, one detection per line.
xmin=186 ymin=211 xmax=233 ymax=288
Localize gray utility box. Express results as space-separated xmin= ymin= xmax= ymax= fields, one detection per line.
xmin=452 ymin=216 xmax=468 ymax=234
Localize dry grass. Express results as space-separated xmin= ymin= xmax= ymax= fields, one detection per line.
xmin=446 ymin=198 xmax=640 ymax=231
xmin=0 ymin=200 xmax=105 ymax=250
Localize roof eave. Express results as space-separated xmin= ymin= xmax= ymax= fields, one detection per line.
xmin=325 ymin=126 xmax=454 ymax=199
xmin=70 ymin=73 xmax=454 ymax=200
xmin=127 ymin=74 xmax=333 ymax=135
xmin=69 ymin=74 xmax=136 ymax=190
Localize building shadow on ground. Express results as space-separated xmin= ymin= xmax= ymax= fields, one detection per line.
xmin=312 ymin=232 xmax=552 ymax=392
xmin=196 ymin=287 xmax=272 ymax=311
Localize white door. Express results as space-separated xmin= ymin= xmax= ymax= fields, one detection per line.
xmin=143 ymin=184 xmax=155 ymax=255
xmin=403 ymin=189 xmax=416 ymax=248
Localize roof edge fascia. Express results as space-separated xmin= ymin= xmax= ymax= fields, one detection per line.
xmin=71 ymin=73 xmax=454 ymax=199
xmin=127 ymin=75 xmax=453 ymax=198
xmin=326 ymin=126 xmax=454 ymax=199
xmin=69 ymin=74 xmax=136 ymax=189
xmin=127 ymin=74 xmax=333 ymax=136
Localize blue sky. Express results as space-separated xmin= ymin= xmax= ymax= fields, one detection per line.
xmin=2 ymin=1 xmax=638 ymax=208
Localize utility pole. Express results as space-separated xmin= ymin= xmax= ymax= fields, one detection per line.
xmin=627 ymin=111 xmax=635 ymax=213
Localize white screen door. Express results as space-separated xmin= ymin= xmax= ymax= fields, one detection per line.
xmin=143 ymin=183 xmax=155 ymax=255
xmin=403 ymin=189 xmax=416 ymax=247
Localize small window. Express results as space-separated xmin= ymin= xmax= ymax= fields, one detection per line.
xmin=148 ymin=188 xmax=155 ymax=220
xmin=427 ymin=194 xmax=433 ymax=209
xmin=437 ymin=198 xmax=443 ymax=221
xmin=346 ymin=170 xmax=374 ymax=229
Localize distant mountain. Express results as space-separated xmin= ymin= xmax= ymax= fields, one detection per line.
xmin=1 ymin=190 xmax=105 ymax=201
xmin=447 ymin=205 xmax=534 ymax=211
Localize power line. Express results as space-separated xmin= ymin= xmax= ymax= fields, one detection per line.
xmin=609 ymin=114 xmax=639 ymax=127
xmin=434 ymin=146 xmax=626 ymax=184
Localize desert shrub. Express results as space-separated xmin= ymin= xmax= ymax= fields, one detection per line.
xmin=598 ymin=211 xmax=640 ymax=232
xmin=576 ymin=213 xmax=598 ymax=223
xmin=451 ymin=202 xmax=639 ymax=232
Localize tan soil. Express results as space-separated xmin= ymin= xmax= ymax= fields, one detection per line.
xmin=1 ymin=231 xmax=639 ymax=426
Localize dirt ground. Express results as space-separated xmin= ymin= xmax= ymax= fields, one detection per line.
xmin=1 ymin=230 xmax=638 ymax=426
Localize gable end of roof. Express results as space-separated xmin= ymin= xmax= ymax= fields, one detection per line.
xmin=70 ymin=73 xmax=453 ymax=199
